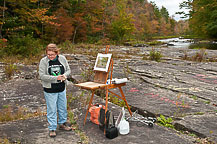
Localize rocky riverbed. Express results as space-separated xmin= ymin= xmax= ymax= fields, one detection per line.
xmin=0 ymin=39 xmax=217 ymax=144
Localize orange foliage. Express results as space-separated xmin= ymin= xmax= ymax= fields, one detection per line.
xmin=72 ymin=13 xmax=87 ymax=42
xmin=150 ymin=20 xmax=159 ymax=34
xmin=27 ymin=8 xmax=59 ymax=26
xmin=53 ymin=8 xmax=74 ymax=43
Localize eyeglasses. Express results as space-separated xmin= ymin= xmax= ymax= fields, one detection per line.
xmin=47 ymin=54 xmax=56 ymax=57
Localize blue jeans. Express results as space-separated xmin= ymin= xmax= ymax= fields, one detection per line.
xmin=44 ymin=89 xmax=67 ymax=131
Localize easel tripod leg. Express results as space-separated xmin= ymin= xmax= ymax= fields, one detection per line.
xmin=105 ymin=87 xmax=109 ymax=113
xmin=84 ymin=90 xmax=95 ymax=125
xmin=118 ymin=86 xmax=132 ymax=116
xmin=104 ymin=87 xmax=109 ymax=134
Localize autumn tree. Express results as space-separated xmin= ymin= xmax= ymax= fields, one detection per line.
xmin=175 ymin=20 xmax=189 ymax=35
xmin=53 ymin=8 xmax=74 ymax=43
xmin=108 ymin=0 xmax=135 ymax=43
xmin=0 ymin=0 xmax=58 ymax=57
xmin=42 ymin=0 xmax=87 ymax=43
xmin=1 ymin=0 xmax=58 ymax=39
xmin=0 ymin=0 xmax=189 ymax=54
xmin=84 ymin=0 xmax=106 ymax=43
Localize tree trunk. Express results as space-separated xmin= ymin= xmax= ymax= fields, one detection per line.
xmin=0 ymin=0 xmax=6 ymax=39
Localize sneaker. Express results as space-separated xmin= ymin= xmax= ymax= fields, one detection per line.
xmin=49 ymin=130 xmax=56 ymax=138
xmin=59 ymin=122 xmax=72 ymax=131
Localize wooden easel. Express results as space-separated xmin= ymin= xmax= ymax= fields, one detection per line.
xmin=75 ymin=45 xmax=132 ymax=125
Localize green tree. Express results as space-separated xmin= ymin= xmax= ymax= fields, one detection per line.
xmin=191 ymin=0 xmax=217 ymax=38
xmin=84 ymin=0 xmax=106 ymax=43
xmin=151 ymin=1 xmax=161 ymax=19
xmin=1 ymin=0 xmax=58 ymax=39
xmin=160 ymin=6 xmax=169 ymax=23
xmin=109 ymin=0 xmax=135 ymax=43
xmin=179 ymin=0 xmax=217 ymax=39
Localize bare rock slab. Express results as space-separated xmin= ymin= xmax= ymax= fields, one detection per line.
xmin=175 ymin=113 xmax=217 ymax=142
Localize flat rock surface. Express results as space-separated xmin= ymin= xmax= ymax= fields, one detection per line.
xmin=0 ymin=41 xmax=217 ymax=143
xmin=0 ymin=116 xmax=80 ymax=144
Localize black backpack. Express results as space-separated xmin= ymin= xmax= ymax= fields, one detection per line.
xmin=98 ymin=108 xmax=118 ymax=139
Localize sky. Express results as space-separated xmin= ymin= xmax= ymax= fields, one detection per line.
xmin=147 ymin=0 xmax=189 ymax=21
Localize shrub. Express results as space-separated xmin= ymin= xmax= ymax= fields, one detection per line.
xmin=96 ymin=38 xmax=111 ymax=45
xmin=3 ymin=34 xmax=44 ymax=57
xmin=181 ymin=49 xmax=208 ymax=62
xmin=157 ymin=114 xmax=174 ymax=129
xmin=182 ymin=50 xmax=189 ymax=60
xmin=0 ymin=38 xmax=8 ymax=58
xmin=149 ymin=48 xmax=162 ymax=62
xmin=4 ymin=64 xmax=18 ymax=79
xmin=192 ymin=48 xmax=207 ymax=62
xmin=58 ymin=40 xmax=74 ymax=53
xmin=0 ymin=105 xmax=43 ymax=122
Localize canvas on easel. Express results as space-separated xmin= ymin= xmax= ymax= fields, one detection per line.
xmin=94 ymin=53 xmax=112 ymax=72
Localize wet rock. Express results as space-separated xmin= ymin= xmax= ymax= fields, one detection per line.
xmin=167 ymin=43 xmax=175 ymax=46
xmin=133 ymin=44 xmax=149 ymax=47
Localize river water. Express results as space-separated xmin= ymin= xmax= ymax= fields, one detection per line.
xmin=158 ymin=38 xmax=217 ymax=50
xmin=158 ymin=38 xmax=191 ymax=49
